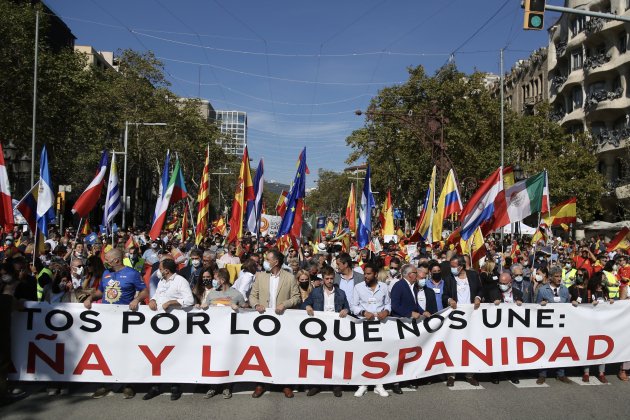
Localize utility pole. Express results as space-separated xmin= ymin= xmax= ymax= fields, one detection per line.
xmin=500 ymin=48 xmax=505 ymax=248
xmin=30 ymin=10 xmax=39 ymax=187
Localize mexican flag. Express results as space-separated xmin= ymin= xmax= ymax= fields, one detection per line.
xmin=487 ymin=171 xmax=549 ymax=230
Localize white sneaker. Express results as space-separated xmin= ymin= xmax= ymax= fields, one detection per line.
xmin=374 ymin=385 xmax=389 ymax=397
xmin=354 ymin=385 xmax=368 ymax=397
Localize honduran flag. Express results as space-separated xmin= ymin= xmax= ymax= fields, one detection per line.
xmin=459 ymin=167 xmax=503 ymax=241
xmin=72 ymin=150 xmax=108 ymax=218
xmin=36 ymin=145 xmax=55 ymax=238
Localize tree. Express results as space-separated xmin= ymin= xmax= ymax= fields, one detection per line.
xmin=306 ymin=169 xmax=355 ymax=216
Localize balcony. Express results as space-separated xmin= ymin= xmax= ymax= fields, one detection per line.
xmin=549 ymin=109 xmax=566 ymax=122
xmin=584 ymin=53 xmax=611 ymax=71
xmin=584 ymin=87 xmax=623 ymax=111
xmin=594 ymin=127 xmax=630 ymax=148
xmin=551 ymin=74 xmax=567 ymax=92
xmin=585 ymin=17 xmax=605 ymax=35
xmin=555 ymin=41 xmax=568 ymax=59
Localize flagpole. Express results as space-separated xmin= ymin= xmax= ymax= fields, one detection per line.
xmin=32 ymin=224 xmax=38 ymax=266
xmin=75 ymin=218 xmax=83 ymax=242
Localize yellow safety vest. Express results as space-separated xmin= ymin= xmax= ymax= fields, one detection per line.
xmin=36 ymin=268 xmax=53 ymax=302
xmin=604 ymin=271 xmax=619 ymax=299
xmin=123 ymin=257 xmax=145 ymax=273
xmin=562 ymin=268 xmax=576 ymax=288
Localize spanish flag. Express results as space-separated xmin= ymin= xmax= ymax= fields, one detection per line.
xmin=212 ymin=216 xmax=226 ymax=235
xmin=607 ymin=227 xmax=630 ymax=252
xmin=544 ymin=197 xmax=577 ymax=226
xmin=227 ymin=146 xmax=255 ymax=244
xmin=345 ymin=183 xmax=357 ymax=233
xmin=81 ymin=219 xmax=91 ymax=235
xmin=379 ymin=189 xmax=395 ymax=236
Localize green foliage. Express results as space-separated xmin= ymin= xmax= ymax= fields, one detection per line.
xmin=346 ymin=63 xmax=604 ymax=222
xmin=306 ymin=169 xmax=354 ymax=215
xmin=0 ymin=1 xmax=228 ymax=226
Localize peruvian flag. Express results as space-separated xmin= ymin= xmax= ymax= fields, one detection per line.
xmin=72 ymin=150 xmax=108 ymax=217
xmin=0 ymin=143 xmax=15 ymax=231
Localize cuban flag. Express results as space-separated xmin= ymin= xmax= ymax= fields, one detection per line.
xmin=102 ymin=153 xmax=121 ymax=230
xmin=246 ymin=158 xmax=264 ymax=234
xmin=459 ymin=167 xmax=503 ymax=241
xmin=36 ymin=145 xmax=55 ymax=238
xmin=357 ymin=164 xmax=375 ymax=249
xmin=72 ymin=150 xmax=108 ymax=217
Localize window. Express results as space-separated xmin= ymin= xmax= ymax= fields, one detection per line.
xmin=571 ymin=16 xmax=586 ymax=36
xmin=572 ymin=86 xmax=583 ymax=109
xmin=590 ymin=81 xmax=606 ymax=93
xmin=613 ymin=76 xmax=622 ymax=92
xmin=619 ymin=32 xmax=627 ymax=54
xmin=571 ymin=51 xmax=583 ymax=71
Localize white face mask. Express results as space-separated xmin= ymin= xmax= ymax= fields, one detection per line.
xmin=156 ymin=269 xmax=163 ymax=280
xmin=418 ymin=279 xmax=427 ymax=288
xmin=499 ymin=284 xmax=511 ymax=292
xmin=535 ymin=274 xmax=543 ymax=282
xmin=191 ymin=259 xmax=201 ymax=268
xmin=263 ymin=261 xmax=272 ymax=272
xmin=513 ymin=275 xmax=523 ymax=283
xmin=74 ymin=266 xmax=84 ymax=276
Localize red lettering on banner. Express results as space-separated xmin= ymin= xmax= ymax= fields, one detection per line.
xmin=361 ymin=352 xmax=390 ymax=379
xmin=27 ymin=342 xmax=64 ymax=374
xmin=516 ymin=337 xmax=544 ymax=364
xmin=201 ymin=346 xmax=229 ymax=377
xmin=587 ymin=335 xmax=614 ymax=360
xmin=343 ymin=352 xmax=353 ymax=380
xmin=501 ymin=337 xmax=509 ymax=365
xmin=73 ymin=344 xmax=112 ymax=375
xmin=8 ymin=359 xmax=17 ymax=374
xmin=234 ymin=346 xmax=271 ymax=377
xmin=462 ymin=339 xmax=493 ymax=367
xmin=396 ymin=347 xmax=422 ymax=375
xmin=549 ymin=337 xmax=579 ymax=362
xmin=139 ymin=345 xmax=175 ymax=376
xmin=298 ymin=349 xmax=334 ymax=379
xmin=425 ymin=342 xmax=454 ymax=371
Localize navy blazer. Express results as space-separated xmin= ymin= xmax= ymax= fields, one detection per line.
xmin=301 ymin=286 xmax=350 ymax=312
xmin=442 ymin=269 xmax=483 ymax=307
xmin=391 ymin=279 xmax=424 ymax=317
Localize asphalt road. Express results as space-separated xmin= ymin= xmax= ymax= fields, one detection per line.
xmin=2 ymin=373 xmax=628 ymax=420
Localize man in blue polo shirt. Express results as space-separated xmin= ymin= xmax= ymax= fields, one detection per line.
xmin=83 ymin=248 xmax=148 ymax=399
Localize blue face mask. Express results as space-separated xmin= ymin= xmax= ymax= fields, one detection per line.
xmin=263 ymin=261 xmax=272 ymax=272
xmin=418 ymin=279 xmax=427 ymax=288
xmin=451 ymin=267 xmax=459 ymax=276
xmin=212 ymin=279 xmax=219 ymax=289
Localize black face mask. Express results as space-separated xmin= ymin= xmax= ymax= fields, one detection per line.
xmin=299 ymin=281 xmax=310 ymax=290
xmin=431 ymin=272 xmax=441 ymax=281
xmin=202 ymin=278 xmax=213 ymax=288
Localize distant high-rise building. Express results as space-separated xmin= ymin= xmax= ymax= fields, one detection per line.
xmin=212 ymin=110 xmax=247 ymax=156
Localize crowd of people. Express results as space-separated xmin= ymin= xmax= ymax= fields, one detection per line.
xmin=1 ymin=224 xmax=629 ymax=404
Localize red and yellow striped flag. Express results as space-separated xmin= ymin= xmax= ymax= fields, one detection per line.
xmin=212 ymin=216 xmax=226 ymax=235
xmin=345 ymin=183 xmax=357 ymax=233
xmin=81 ymin=219 xmax=91 ymax=235
xmin=195 ymin=145 xmax=211 ymax=245
xmin=544 ymin=197 xmax=577 ymax=226
xmin=227 ymin=147 xmax=255 ymax=243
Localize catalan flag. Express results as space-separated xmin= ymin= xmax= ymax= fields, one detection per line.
xmin=182 ymin=202 xmax=189 ymax=243
xmin=227 ymin=147 xmax=254 ymax=243
xmin=195 ymin=145 xmax=210 ymax=245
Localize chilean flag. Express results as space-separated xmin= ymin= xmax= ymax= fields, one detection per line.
xmin=72 ymin=150 xmax=108 ymax=217
xmin=0 ymin=143 xmax=14 ymax=231
xmin=459 ymin=167 xmax=503 ymax=241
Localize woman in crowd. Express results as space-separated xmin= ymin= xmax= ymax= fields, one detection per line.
xmin=569 ymin=268 xmax=589 ymax=306
xmin=82 ymin=255 xmax=105 ymax=292
xmin=479 ymin=260 xmax=499 ymax=300
xmin=193 ymin=267 xmax=215 ymax=306
xmin=295 ymin=269 xmax=312 ymax=302
xmin=232 ymin=258 xmax=257 ymax=303
xmin=533 ymin=266 xmax=549 ymax=302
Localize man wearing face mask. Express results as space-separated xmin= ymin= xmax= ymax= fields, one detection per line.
xmin=142 ymin=241 xmax=160 ymax=266
xmin=385 ymin=257 xmax=402 ymax=289
xmin=443 ymin=255 xmax=482 ymax=387
xmin=123 ymin=246 xmax=145 ymax=273
xmin=536 ymin=265 xmax=571 ymax=384
xmin=219 ymin=245 xmax=240 ymax=266
xmin=178 ymin=249 xmax=203 ymax=289
xmin=70 ymin=259 xmax=86 ymax=291
xmin=144 ymin=258 xmax=194 ymax=402
xmin=510 ymin=263 xmax=533 ymax=303
xmin=83 ymin=248 xmax=148 ymax=399
xmin=249 ymin=248 xmax=301 ymax=398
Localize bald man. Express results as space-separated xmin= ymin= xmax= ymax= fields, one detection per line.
xmin=83 ymin=248 xmax=149 ymax=399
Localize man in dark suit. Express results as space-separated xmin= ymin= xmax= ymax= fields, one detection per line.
xmin=302 ymin=266 xmax=349 ymax=397
xmin=390 ymin=265 xmax=431 ymax=318
xmin=442 ymin=255 xmax=482 ymax=387
xmin=485 ymin=271 xmax=522 ymax=385
xmin=416 ymin=266 xmax=439 ymax=315
xmin=333 ymin=252 xmax=364 ymax=304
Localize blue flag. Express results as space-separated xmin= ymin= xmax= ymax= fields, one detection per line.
xmin=246 ymin=159 xmax=264 ymax=234
xmin=85 ymin=232 xmax=98 ymax=245
xmin=277 ymin=148 xmax=307 ymax=237
xmin=357 ymin=164 xmax=375 ymax=248
xmin=36 ymin=145 xmax=55 ymax=238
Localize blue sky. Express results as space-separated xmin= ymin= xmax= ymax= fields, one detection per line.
xmin=47 ymin=0 xmax=558 ymax=187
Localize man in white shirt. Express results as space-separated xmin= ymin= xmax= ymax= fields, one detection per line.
xmin=144 ymin=258 xmax=194 ymax=401
xmin=351 ymin=263 xmax=391 ymax=398
xmin=218 ymin=244 xmax=240 ymax=267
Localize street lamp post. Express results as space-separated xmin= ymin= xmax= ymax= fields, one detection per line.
xmin=120 ymin=121 xmax=167 ymax=229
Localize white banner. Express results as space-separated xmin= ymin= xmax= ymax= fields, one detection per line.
xmin=9 ymin=302 xmax=630 ymax=385
xmin=259 ymin=214 xmax=282 ymax=237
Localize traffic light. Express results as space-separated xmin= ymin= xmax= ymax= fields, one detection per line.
xmin=523 ymin=0 xmax=545 ymax=30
